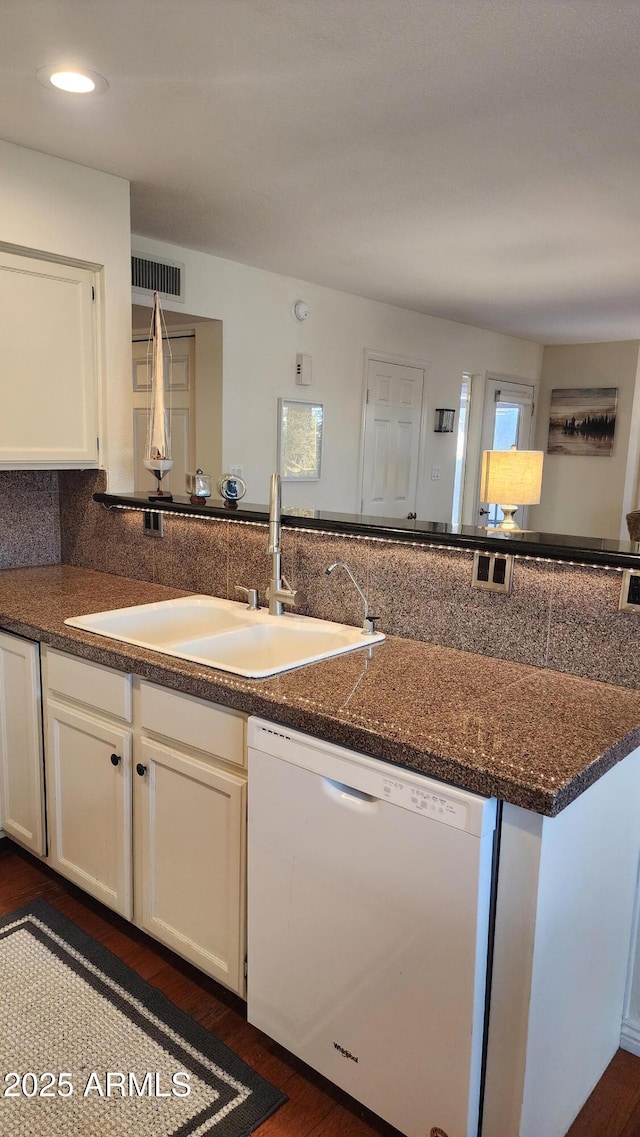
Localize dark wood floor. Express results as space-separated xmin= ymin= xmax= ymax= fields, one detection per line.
xmin=1 ymin=839 xmax=639 ymax=1137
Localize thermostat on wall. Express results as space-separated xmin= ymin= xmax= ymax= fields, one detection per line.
xmin=296 ymin=353 xmax=312 ymax=386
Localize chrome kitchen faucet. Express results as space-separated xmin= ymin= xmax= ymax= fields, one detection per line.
xmin=266 ymin=472 xmax=299 ymax=615
xmin=325 ymin=562 xmax=380 ymax=635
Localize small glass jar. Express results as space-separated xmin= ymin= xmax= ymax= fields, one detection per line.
xmin=185 ymin=469 xmax=212 ymax=498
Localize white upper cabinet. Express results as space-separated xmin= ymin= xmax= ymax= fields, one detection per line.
xmin=0 ymin=247 xmax=99 ymax=467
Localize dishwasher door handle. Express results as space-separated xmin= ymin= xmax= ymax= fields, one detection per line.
xmin=322 ymin=777 xmax=378 ymax=810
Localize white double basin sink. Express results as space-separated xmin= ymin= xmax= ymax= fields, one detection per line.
xmin=65 ymin=595 xmax=385 ymax=678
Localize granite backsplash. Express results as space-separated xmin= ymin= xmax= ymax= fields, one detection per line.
xmin=0 ymin=468 xmax=635 ymax=688
xmin=0 ymin=471 xmax=61 ymax=569
xmin=52 ymin=469 xmax=640 ymax=691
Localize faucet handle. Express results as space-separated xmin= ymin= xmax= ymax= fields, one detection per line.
xmin=283 ymin=576 xmax=305 ymax=609
xmin=363 ymin=614 xmax=381 ymax=635
xmin=235 ymin=585 xmax=260 ymax=610
xmin=267 ymin=577 xmax=300 ymax=609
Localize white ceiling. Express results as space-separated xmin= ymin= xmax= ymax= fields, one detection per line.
xmin=3 ymin=0 xmax=640 ymax=344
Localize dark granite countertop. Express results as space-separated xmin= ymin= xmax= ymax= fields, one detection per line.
xmin=1 ymin=564 xmax=640 ymax=817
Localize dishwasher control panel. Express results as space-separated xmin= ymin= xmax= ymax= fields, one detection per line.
xmin=249 ymin=718 xmax=497 ymax=838
xmin=381 ymin=776 xmax=469 ymax=829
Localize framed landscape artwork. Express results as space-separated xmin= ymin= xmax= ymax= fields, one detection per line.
xmin=547 ymin=387 xmax=618 ymax=456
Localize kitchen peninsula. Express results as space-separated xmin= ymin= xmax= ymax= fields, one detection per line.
xmin=0 ymin=562 xmax=639 ymax=1136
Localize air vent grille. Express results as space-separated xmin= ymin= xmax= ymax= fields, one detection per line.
xmin=131 ymin=253 xmax=184 ymax=301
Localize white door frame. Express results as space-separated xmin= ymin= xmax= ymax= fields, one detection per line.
xmin=474 ymin=372 xmax=537 ymax=526
xmin=357 ymin=349 xmax=430 ymax=515
xmin=463 ymin=370 xmax=538 ymax=526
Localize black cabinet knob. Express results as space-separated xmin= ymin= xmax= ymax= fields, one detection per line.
xmin=136 ymin=763 xmax=147 ymax=777
xmin=110 ymin=753 xmax=121 ymax=766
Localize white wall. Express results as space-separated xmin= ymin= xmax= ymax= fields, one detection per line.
xmin=131 ymin=234 xmax=542 ymax=515
xmin=529 ymin=341 xmax=640 ymax=540
xmin=0 ymin=140 xmax=132 ymax=488
xmin=193 ymin=320 xmax=223 ymax=479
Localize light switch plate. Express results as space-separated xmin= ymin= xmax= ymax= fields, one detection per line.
xmin=471 ymin=550 xmax=514 ymax=594
xmin=619 ymin=569 xmax=640 ymax=612
xmin=143 ymin=510 xmax=164 ymax=537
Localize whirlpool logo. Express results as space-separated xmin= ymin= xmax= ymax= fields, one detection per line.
xmin=333 ymin=1042 xmax=359 ymax=1063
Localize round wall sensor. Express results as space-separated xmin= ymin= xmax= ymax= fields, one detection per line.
xmin=291 ymin=300 xmax=310 ymax=322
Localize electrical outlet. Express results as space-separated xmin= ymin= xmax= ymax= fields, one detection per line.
xmin=471 ymin=551 xmax=514 ymax=594
xmin=431 ymin=466 xmax=441 ymax=481
xmin=619 ymin=569 xmax=640 ymax=612
xmin=143 ymin=511 xmax=164 ymax=537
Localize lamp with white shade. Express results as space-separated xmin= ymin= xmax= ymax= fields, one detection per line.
xmin=480 ymin=446 xmax=544 ymax=531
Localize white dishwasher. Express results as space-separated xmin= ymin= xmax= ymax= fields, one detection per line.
xmin=247 ymin=717 xmax=498 ymax=1137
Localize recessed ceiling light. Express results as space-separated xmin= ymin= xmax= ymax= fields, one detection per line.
xmin=36 ymin=65 xmax=109 ymax=95
xmin=51 ymin=71 xmax=95 ymax=93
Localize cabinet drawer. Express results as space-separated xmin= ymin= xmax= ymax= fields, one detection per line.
xmin=45 ymin=649 xmax=132 ymax=723
xmin=139 ymin=682 xmax=245 ymax=767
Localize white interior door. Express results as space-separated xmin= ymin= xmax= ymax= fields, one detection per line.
xmin=360 ymin=358 xmax=425 ymax=517
xmin=477 ymin=378 xmax=535 ymax=527
xmin=132 ymin=334 xmax=195 ymax=494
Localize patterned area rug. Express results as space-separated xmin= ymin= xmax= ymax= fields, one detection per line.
xmin=0 ymin=899 xmax=286 ymax=1135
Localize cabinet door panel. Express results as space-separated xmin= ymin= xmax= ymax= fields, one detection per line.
xmin=0 ymin=249 xmax=98 ymax=466
xmin=0 ymin=632 xmax=45 ymax=855
xmin=136 ymin=737 xmax=246 ymax=993
xmin=46 ymin=701 xmax=132 ymax=918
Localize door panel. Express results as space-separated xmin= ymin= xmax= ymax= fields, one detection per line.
xmin=46 ymin=702 xmax=132 ymax=918
xmin=372 ymin=373 xmax=391 ymax=403
xmin=371 ymin=418 xmax=391 ymax=501
xmin=135 ymin=737 xmax=246 ymax=993
xmin=0 ymin=250 xmax=98 ymax=465
xmin=395 ymin=421 xmax=413 ymax=498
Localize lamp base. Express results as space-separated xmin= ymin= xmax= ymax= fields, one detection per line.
xmin=495 ymin=504 xmax=519 ymax=531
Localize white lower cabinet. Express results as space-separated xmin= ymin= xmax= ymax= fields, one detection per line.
xmin=46 ymin=701 xmax=133 ymax=918
xmin=0 ymin=630 xmax=45 ymax=855
xmin=135 ymin=736 xmax=246 ymax=992
xmin=41 ymin=648 xmax=247 ymax=995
